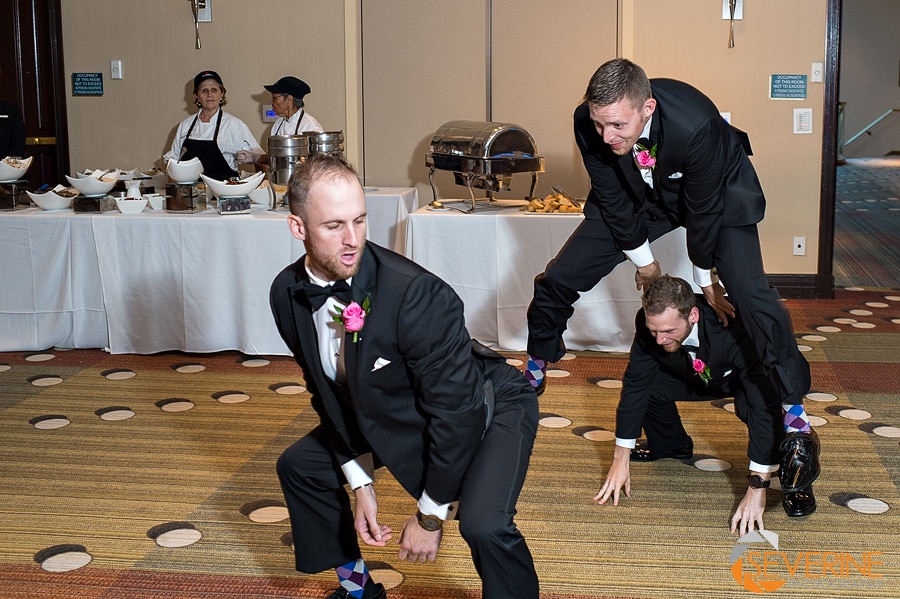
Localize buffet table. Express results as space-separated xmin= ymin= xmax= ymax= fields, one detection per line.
xmin=0 ymin=188 xmax=417 ymax=354
xmin=404 ymin=201 xmax=694 ymax=353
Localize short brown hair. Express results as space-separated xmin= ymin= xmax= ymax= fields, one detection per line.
xmin=584 ymin=58 xmax=652 ymax=109
xmin=287 ymin=154 xmax=359 ymax=219
xmin=642 ymin=275 xmax=696 ymax=320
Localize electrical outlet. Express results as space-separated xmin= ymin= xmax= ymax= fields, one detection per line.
xmin=793 ymin=237 xmax=806 ymax=256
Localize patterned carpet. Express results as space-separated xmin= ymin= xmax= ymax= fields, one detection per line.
xmin=834 ymin=157 xmax=900 ymax=288
xmin=1 ymin=289 xmax=899 ymax=598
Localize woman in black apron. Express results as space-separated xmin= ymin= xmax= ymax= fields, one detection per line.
xmin=167 ymin=70 xmax=262 ymax=181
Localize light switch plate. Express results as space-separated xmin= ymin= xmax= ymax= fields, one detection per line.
xmin=793 ymin=108 xmax=813 ymax=135
xmin=722 ymin=0 xmax=743 ymax=20
xmin=197 ymin=0 xmax=211 ymax=23
xmin=110 ymin=60 xmax=122 ymax=80
xmin=811 ymin=62 xmax=824 ymax=83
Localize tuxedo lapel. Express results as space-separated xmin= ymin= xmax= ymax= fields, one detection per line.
xmin=344 ymin=247 xmax=378 ymax=402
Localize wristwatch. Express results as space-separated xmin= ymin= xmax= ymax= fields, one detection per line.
xmin=748 ymin=474 xmax=771 ymax=489
xmin=415 ymin=510 xmax=443 ymax=532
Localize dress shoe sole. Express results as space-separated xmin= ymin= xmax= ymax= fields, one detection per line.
xmin=630 ymin=444 xmax=693 ymax=462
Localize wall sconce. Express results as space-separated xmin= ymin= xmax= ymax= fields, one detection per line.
xmin=189 ymin=0 xmax=212 ymax=49
xmin=723 ymin=0 xmax=744 ymax=48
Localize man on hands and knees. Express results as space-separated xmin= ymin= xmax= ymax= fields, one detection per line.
xmin=594 ymin=276 xmax=817 ymax=533
xmin=270 ymin=154 xmax=540 ymax=599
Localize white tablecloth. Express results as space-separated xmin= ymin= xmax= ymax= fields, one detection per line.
xmin=0 ymin=188 xmax=417 ymax=354
xmin=404 ymin=200 xmax=694 ymax=352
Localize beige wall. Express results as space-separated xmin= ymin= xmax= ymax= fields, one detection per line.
xmin=62 ymin=0 xmax=348 ymax=172
xmin=59 ymin=0 xmax=829 ymax=274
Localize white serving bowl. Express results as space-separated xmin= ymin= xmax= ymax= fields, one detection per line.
xmin=65 ymin=171 xmax=119 ymax=197
xmin=0 ymin=156 xmax=33 ymax=182
xmin=142 ymin=193 xmax=166 ymax=210
xmin=166 ymin=157 xmax=204 ymax=183
xmin=115 ymin=197 xmax=148 ymax=214
xmin=27 ymin=189 xmax=73 ymax=211
xmin=201 ymin=171 xmax=265 ymax=199
xmin=248 ymin=181 xmax=284 ymax=205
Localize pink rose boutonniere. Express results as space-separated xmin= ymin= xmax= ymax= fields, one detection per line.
xmin=333 ymin=296 xmax=371 ymax=342
xmin=634 ymin=142 xmax=657 ymax=170
xmin=692 ymin=358 xmax=711 ymax=386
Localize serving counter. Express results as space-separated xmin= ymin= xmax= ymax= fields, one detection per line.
xmin=404 ymin=201 xmax=694 ymax=352
xmin=0 ymin=187 xmax=417 ymax=354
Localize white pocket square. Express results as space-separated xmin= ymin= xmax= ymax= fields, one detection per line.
xmin=668 ymin=171 xmax=683 ymax=179
xmin=372 ymin=357 xmax=391 ymax=371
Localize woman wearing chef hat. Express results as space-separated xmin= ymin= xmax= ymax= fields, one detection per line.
xmin=235 ymin=76 xmax=323 ymax=168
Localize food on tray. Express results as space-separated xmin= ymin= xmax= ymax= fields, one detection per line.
xmin=520 ymin=193 xmax=582 ymax=213
xmin=56 ymin=188 xmax=79 ymax=198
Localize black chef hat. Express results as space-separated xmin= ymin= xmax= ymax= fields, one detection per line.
xmin=194 ymin=70 xmax=224 ymax=90
xmin=264 ymin=76 xmax=311 ymax=99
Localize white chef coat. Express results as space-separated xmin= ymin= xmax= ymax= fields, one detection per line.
xmin=164 ymin=109 xmax=263 ymax=171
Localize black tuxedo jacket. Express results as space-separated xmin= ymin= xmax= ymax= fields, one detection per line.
xmin=270 ymin=243 xmax=506 ymax=505
xmin=616 ymin=300 xmax=783 ymax=465
xmin=574 ymin=78 xmax=766 ymax=270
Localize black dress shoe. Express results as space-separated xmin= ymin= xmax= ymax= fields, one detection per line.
xmin=780 ymin=428 xmax=821 ymax=492
xmin=325 ymin=583 xmax=386 ymax=599
xmin=630 ymin=438 xmax=693 ymax=462
xmin=783 ymin=484 xmax=816 ymax=517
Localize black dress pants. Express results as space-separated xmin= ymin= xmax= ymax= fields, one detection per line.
xmin=527 ymin=214 xmax=810 ymax=403
xmin=276 ymin=368 xmax=540 ymax=599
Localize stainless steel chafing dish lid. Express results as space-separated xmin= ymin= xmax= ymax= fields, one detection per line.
xmin=425 ymin=120 xmax=544 ymax=176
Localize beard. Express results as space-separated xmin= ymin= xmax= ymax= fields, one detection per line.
xmin=306 ymin=240 xmax=365 ymax=281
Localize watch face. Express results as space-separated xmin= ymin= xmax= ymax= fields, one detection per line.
xmin=748 ymin=475 xmax=769 ymax=489
xmin=417 ymin=513 xmax=442 ymax=531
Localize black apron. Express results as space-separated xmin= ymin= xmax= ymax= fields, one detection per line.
xmin=273 ymin=110 xmax=304 ymax=135
xmin=181 ymin=109 xmax=238 ymax=181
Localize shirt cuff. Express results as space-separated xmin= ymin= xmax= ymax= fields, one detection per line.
xmin=623 ymin=241 xmax=654 ymax=268
xmin=341 ymin=454 xmax=375 ymax=490
xmin=749 ymin=461 xmax=779 ymax=474
xmin=692 ymin=265 xmax=719 ymax=288
xmin=417 ymin=489 xmax=459 ymax=521
xmin=615 ymin=438 xmax=637 ymax=449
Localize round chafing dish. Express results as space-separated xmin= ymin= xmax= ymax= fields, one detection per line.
xmin=304 ymin=131 xmax=345 ymax=158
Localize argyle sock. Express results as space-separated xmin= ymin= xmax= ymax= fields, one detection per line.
xmin=524 ymin=356 xmax=546 ymax=389
xmin=783 ymin=403 xmax=811 ymax=433
xmin=336 ymin=558 xmax=370 ymax=599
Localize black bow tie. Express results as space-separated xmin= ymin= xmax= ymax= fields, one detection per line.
xmin=636 ymin=137 xmax=651 ymax=149
xmin=681 ymin=344 xmax=699 ymax=353
xmin=298 ymin=279 xmax=352 ymax=311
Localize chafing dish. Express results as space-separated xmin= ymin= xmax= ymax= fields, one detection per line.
xmin=425 ymin=120 xmax=544 ymax=211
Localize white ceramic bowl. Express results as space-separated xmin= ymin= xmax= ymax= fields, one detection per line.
xmin=26 ymin=189 xmax=72 ymax=211
xmin=142 ymin=193 xmax=166 ymax=210
xmin=115 ymin=197 xmax=148 ymax=214
xmin=0 ymin=156 xmax=34 ymax=182
xmin=248 ymin=182 xmax=284 ymax=205
xmin=201 ymin=171 xmax=265 ymax=199
xmin=166 ymin=157 xmax=204 ymax=183
xmin=65 ymin=171 xmax=119 ymax=197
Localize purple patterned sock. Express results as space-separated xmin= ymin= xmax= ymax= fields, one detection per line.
xmin=783 ymin=403 xmax=811 ymax=433
xmin=524 ymin=356 xmax=546 ymax=388
xmin=336 ymin=558 xmax=370 ymax=599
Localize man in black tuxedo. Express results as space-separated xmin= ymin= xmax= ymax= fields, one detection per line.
xmin=524 ymin=58 xmax=818 ymax=496
xmin=270 ymin=154 xmax=539 ymax=599
xmin=594 ymin=276 xmax=817 ymax=533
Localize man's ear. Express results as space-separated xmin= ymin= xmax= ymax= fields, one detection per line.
xmin=287 ymin=214 xmax=306 ymax=242
xmin=643 ymin=97 xmax=657 ymax=118
xmin=688 ymin=306 xmax=700 ymax=325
